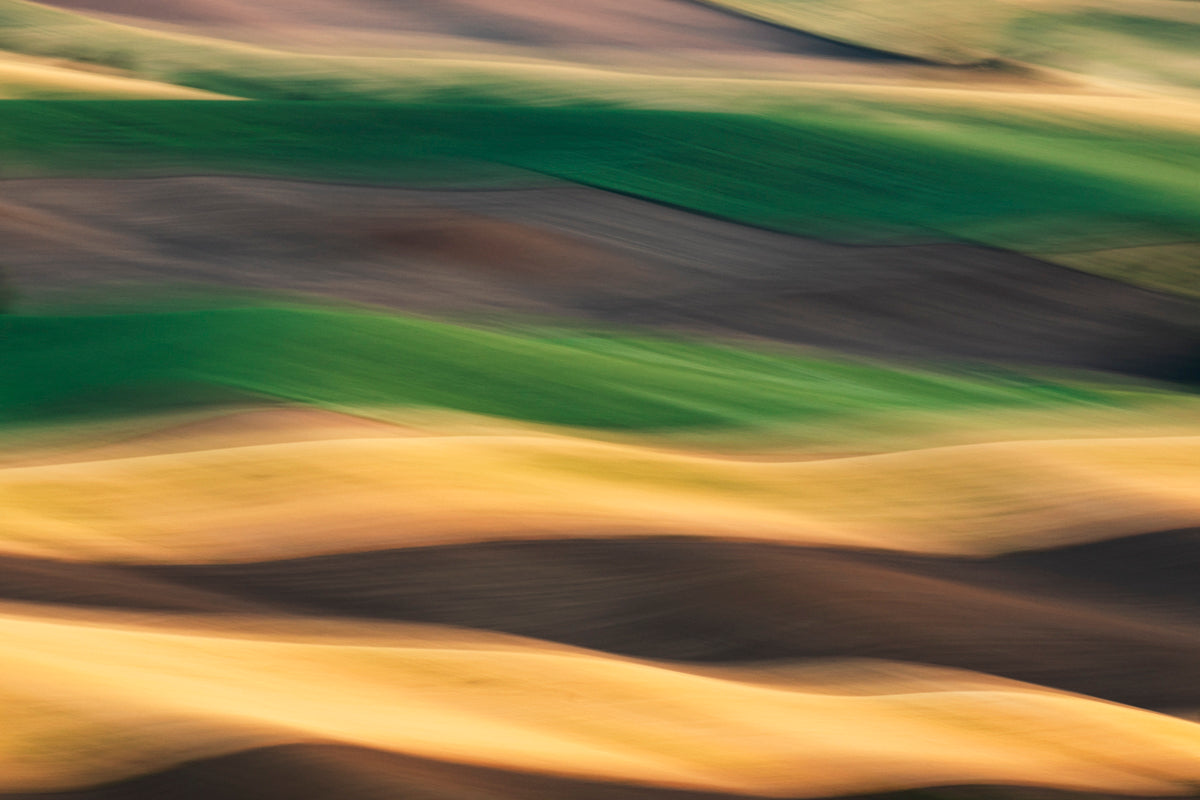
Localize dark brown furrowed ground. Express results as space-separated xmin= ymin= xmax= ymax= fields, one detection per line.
xmin=6 ymin=743 xmax=1196 ymax=800
xmin=5 ymin=176 xmax=1198 ymax=380
xmin=3 ymin=531 xmax=1199 ymax=709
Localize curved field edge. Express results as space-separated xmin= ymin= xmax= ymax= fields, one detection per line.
xmin=4 ymin=530 xmax=1200 ymax=708
xmin=692 ymin=0 xmax=1200 ymax=91
xmin=7 ymin=399 xmax=1200 ymax=470
xmin=0 ymin=304 xmax=1179 ymax=431
xmin=687 ymin=0 xmax=992 ymax=64
xmin=1039 ymin=245 xmax=1200 ymax=302
xmin=0 ymin=606 xmax=1200 ymax=794
xmin=1 ymin=101 xmax=1199 ymax=253
xmin=8 ymin=745 xmax=1200 ymax=800
xmin=2 ymin=432 xmax=1199 ymax=562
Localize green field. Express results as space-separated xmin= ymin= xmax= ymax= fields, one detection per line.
xmin=0 ymin=304 xmax=1159 ymax=431
xmin=2 ymin=100 xmax=1199 ymax=253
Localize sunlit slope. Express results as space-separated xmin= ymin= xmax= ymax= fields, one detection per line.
xmin=703 ymin=0 xmax=1200 ymax=90
xmin=0 ymin=54 xmax=231 ymax=97
xmin=1 ymin=607 xmax=1200 ymax=795
xmin=2 ymin=101 xmax=1199 ymax=255
xmin=3 ymin=433 xmax=1200 ymax=562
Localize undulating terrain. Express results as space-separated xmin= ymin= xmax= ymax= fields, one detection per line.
xmin=0 ymin=0 xmax=1198 ymax=798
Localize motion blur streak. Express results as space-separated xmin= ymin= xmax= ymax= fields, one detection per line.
xmin=0 ymin=0 xmax=1199 ymax=797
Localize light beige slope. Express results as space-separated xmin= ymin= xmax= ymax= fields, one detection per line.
xmin=0 ymin=53 xmax=233 ymax=97
xmin=2 ymin=604 xmax=1200 ymax=794
xmin=2 ymin=434 xmax=1199 ymax=562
